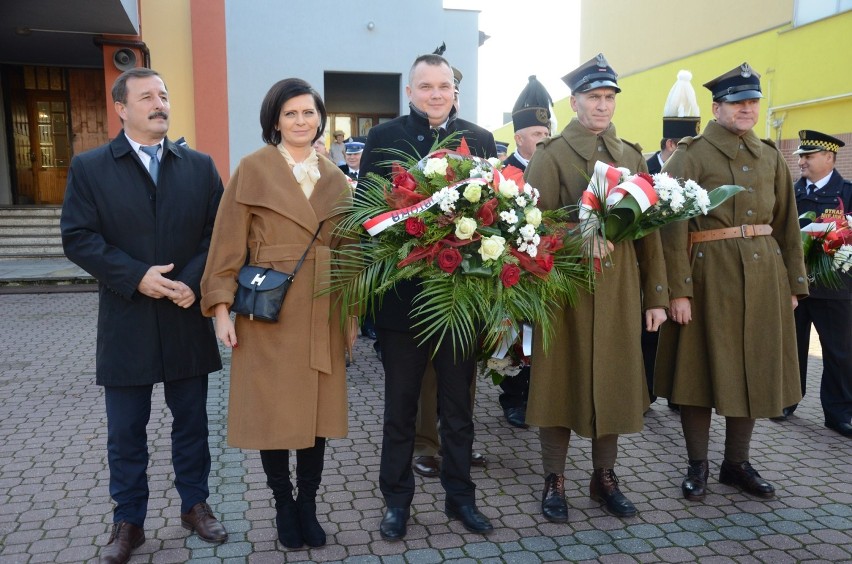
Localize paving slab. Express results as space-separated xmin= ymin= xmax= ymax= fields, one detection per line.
xmin=0 ymin=292 xmax=850 ymax=563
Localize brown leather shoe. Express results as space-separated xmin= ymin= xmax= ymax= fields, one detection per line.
xmin=682 ymin=459 xmax=709 ymax=501
xmin=181 ymin=501 xmax=228 ymax=543
xmin=99 ymin=521 xmax=145 ymax=564
xmin=719 ymin=460 xmax=775 ymax=499
xmin=412 ymin=455 xmax=440 ymax=477
xmin=589 ymin=468 xmax=637 ymax=518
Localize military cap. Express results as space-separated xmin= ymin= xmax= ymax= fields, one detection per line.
xmin=561 ymin=53 xmax=620 ymax=95
xmin=452 ymin=67 xmax=463 ymax=90
xmin=495 ymin=142 xmax=509 ymax=155
xmin=512 ymin=75 xmax=553 ymax=132
xmin=662 ymin=70 xmax=701 ymax=139
xmin=344 ymin=141 xmax=364 ymax=154
xmin=793 ymin=130 xmax=845 ymax=155
xmin=703 ymin=62 xmax=762 ymax=102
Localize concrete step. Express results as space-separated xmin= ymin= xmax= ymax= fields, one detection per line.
xmin=0 ymin=225 xmax=61 ymax=236
xmin=0 ymin=234 xmax=63 ymax=246
xmin=0 ymin=216 xmax=62 ymax=227
xmin=0 ymin=246 xmax=65 ymax=258
xmin=0 ymin=206 xmax=62 ymax=217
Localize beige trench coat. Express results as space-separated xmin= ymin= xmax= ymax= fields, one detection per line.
xmin=524 ymin=119 xmax=669 ymax=438
xmin=201 ymin=145 xmax=351 ymax=450
xmin=655 ymin=121 xmax=808 ymax=418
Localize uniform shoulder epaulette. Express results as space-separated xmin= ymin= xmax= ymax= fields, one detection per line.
xmin=677 ymin=135 xmax=699 ymax=147
xmin=620 ymin=138 xmax=643 ymax=154
xmin=540 ymin=135 xmax=558 ymax=148
xmin=761 ymin=137 xmax=777 ymax=149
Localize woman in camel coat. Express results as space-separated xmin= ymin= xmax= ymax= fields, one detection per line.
xmin=201 ymin=78 xmax=350 ymax=550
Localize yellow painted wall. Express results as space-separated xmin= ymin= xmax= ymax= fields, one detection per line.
xmin=612 ymin=11 xmax=852 ymax=155
xmin=140 ymin=0 xmax=196 ymax=146
xmin=580 ymin=0 xmax=792 ymax=76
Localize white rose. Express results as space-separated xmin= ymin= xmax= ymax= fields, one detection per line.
xmin=463 ymin=183 xmax=482 ymax=203
xmin=455 ymin=217 xmax=478 ymax=240
xmin=479 ymin=235 xmax=506 ymax=261
xmin=524 ymin=207 xmax=542 ymax=227
xmin=423 ymin=157 xmax=448 ymax=177
xmin=498 ymin=179 xmax=519 ymax=198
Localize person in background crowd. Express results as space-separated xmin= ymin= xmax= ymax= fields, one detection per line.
xmin=313 ymin=135 xmax=330 ymax=159
xmin=643 ymin=70 xmax=701 ymax=411
xmin=525 ymin=54 xmax=668 ymax=522
xmin=201 ymin=78 xmax=351 ymax=549
xmin=329 ymin=129 xmax=347 ymax=166
xmin=61 ymin=67 xmax=227 ymax=564
xmin=498 ymin=75 xmax=554 ymax=429
xmin=656 ymin=63 xmax=808 ymax=502
xmin=772 ymin=130 xmax=851 ymax=437
xmin=339 ymin=140 xmax=363 ymax=180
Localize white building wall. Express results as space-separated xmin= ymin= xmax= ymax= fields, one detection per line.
xmin=224 ymin=0 xmax=480 ymax=170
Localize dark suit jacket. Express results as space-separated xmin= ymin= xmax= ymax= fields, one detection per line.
xmin=502 ymin=152 xmax=526 ymax=172
xmin=646 ymin=152 xmax=663 ymax=174
xmin=795 ymin=169 xmax=852 ymax=299
xmin=360 ymin=105 xmax=497 ymax=332
xmin=339 ymin=164 xmax=358 ymax=180
xmin=61 ymin=132 xmax=224 ymax=386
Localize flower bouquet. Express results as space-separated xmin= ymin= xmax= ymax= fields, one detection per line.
xmin=579 ymin=161 xmax=743 ymax=247
xmin=800 ymin=206 xmax=852 ymax=288
xmin=328 ymin=136 xmax=592 ymax=357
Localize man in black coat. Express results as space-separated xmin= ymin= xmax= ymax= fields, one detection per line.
xmin=61 ymin=68 xmax=227 ymax=564
xmin=338 ymin=140 xmax=363 ymax=181
xmin=359 ymin=53 xmax=496 ymax=540
xmin=776 ymin=130 xmax=852 ymax=437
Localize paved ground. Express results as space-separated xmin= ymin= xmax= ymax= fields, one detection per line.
xmin=0 ymin=289 xmax=850 ymax=563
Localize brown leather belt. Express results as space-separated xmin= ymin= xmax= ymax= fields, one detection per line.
xmin=689 ymin=224 xmax=772 ymax=246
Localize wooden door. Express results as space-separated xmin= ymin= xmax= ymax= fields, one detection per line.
xmin=29 ymin=96 xmax=71 ymax=204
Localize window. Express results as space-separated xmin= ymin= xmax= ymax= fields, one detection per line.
xmin=794 ymin=0 xmax=852 ymax=26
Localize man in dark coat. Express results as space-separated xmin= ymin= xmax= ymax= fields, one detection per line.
xmin=499 ymin=76 xmax=553 ymax=428
xmin=61 ymin=68 xmax=226 ymax=564
xmin=359 ymin=53 xmax=496 ymax=540
xmin=776 ymin=130 xmax=852 ymax=436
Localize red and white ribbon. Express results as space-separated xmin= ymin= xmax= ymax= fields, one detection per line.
xmin=578 ymin=161 xmax=658 ymax=233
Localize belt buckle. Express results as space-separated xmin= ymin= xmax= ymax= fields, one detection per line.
xmin=740 ymin=225 xmax=752 ymax=238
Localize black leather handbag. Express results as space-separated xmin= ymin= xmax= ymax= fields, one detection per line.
xmin=231 ymin=222 xmax=323 ymax=322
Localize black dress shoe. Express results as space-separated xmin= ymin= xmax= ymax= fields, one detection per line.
xmin=681 ymin=459 xmax=709 ymax=501
xmin=589 ymin=468 xmax=637 ymax=518
xmin=667 ymin=400 xmax=680 ymax=412
xmin=445 ymin=502 xmax=493 ymax=534
xmin=100 ymin=521 xmax=145 ymax=564
xmin=541 ymin=473 xmax=568 ymax=523
xmin=361 ymin=326 xmax=377 ymax=340
xmin=412 ymin=455 xmax=440 ymax=477
xmin=719 ymin=460 xmax=775 ymax=498
xmin=471 ymin=451 xmax=487 ymax=467
xmin=825 ymin=418 xmax=852 ymax=437
xmin=379 ymin=507 xmax=409 ymax=540
xmin=504 ymin=406 xmax=528 ymax=428
xmin=771 ymin=404 xmax=797 ymax=421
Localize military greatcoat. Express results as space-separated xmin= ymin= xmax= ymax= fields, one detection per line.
xmin=525 ymin=118 xmax=669 ymax=438
xmin=655 ymin=120 xmax=809 ymax=417
xmin=201 ymin=145 xmax=351 ymax=450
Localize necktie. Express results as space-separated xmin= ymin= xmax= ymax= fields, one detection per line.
xmin=140 ymin=145 xmax=160 ymax=184
xmin=807 ymin=184 xmax=816 ymax=195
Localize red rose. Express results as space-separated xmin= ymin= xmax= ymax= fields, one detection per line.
xmin=405 ymin=217 xmax=426 ymax=238
xmin=500 ymin=263 xmax=521 ymax=288
xmin=393 ymin=170 xmax=417 ymax=192
xmin=535 ymin=253 xmax=554 ymax=273
xmin=476 ymin=198 xmax=499 ymax=226
xmin=437 ymin=247 xmax=463 ymax=273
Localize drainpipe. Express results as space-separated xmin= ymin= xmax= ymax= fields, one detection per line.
xmin=92 ymin=37 xmax=151 ymax=68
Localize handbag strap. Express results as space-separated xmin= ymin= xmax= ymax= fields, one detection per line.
xmin=290 ymin=221 xmax=325 ymax=278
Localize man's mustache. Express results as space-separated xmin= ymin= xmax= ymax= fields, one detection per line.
xmin=149 ymin=111 xmax=169 ymax=120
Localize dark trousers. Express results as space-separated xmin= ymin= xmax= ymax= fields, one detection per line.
xmin=794 ymin=298 xmax=852 ymax=423
xmin=498 ymin=366 xmax=530 ymax=410
xmin=104 ymin=375 xmax=210 ymax=527
xmin=377 ymin=328 xmax=476 ymax=508
xmin=259 ymin=437 xmax=326 ymax=505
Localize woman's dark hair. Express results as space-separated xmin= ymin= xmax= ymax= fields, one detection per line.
xmin=260 ymin=78 xmax=327 ymax=146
